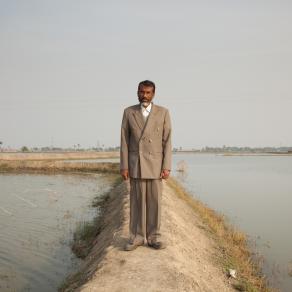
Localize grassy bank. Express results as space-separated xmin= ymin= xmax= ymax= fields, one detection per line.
xmin=58 ymin=177 xmax=126 ymax=292
xmin=0 ymin=160 xmax=119 ymax=174
xmin=0 ymin=151 xmax=119 ymax=161
xmin=71 ymin=175 xmax=123 ymax=259
xmin=167 ymin=178 xmax=274 ymax=292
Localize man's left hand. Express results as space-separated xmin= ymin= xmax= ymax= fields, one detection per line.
xmin=160 ymin=169 xmax=170 ymax=180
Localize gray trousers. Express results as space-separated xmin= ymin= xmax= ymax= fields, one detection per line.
xmin=129 ymin=178 xmax=162 ymax=244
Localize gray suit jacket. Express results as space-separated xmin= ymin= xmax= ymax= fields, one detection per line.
xmin=120 ymin=103 xmax=172 ymax=179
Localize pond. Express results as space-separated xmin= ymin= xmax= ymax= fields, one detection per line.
xmin=0 ymin=173 xmax=114 ymax=291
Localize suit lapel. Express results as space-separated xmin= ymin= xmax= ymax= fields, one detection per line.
xmin=143 ymin=103 xmax=158 ymax=135
xmin=132 ymin=103 xmax=158 ymax=141
xmin=132 ymin=105 xmax=145 ymax=130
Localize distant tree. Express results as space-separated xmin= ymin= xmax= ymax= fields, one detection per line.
xmin=21 ymin=146 xmax=29 ymax=152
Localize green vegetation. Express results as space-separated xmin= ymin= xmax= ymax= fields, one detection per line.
xmin=71 ymin=175 xmax=122 ymax=259
xmin=58 ymin=175 xmax=124 ymax=292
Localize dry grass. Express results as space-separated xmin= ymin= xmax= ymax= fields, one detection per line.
xmin=0 ymin=151 xmax=119 ymax=161
xmin=0 ymin=160 xmax=120 ymax=174
xmin=167 ymin=177 xmax=275 ymax=292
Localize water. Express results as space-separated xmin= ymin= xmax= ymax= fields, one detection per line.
xmin=172 ymin=153 xmax=292 ymax=291
xmin=0 ymin=173 xmax=113 ymax=292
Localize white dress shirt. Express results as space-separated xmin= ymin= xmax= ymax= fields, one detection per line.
xmin=141 ymin=102 xmax=152 ymax=121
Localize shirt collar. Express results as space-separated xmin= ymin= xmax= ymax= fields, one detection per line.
xmin=141 ymin=102 xmax=152 ymax=113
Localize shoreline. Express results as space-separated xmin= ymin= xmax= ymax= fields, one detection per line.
xmin=1 ymin=151 xmax=292 ymax=163
xmin=0 ymin=151 xmax=120 ymax=161
xmin=0 ymin=160 xmax=273 ymax=291
xmin=0 ymin=160 xmax=119 ymax=174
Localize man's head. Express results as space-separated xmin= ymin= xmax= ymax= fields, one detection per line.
xmin=137 ymin=80 xmax=155 ymax=107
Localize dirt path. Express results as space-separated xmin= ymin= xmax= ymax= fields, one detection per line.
xmin=67 ymin=179 xmax=234 ymax=292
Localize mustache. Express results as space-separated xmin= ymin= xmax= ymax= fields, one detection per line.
xmin=139 ymin=98 xmax=150 ymax=102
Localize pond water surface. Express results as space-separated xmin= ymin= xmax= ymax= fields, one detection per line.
xmin=0 ymin=173 xmax=113 ymax=291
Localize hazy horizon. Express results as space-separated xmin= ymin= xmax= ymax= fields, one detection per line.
xmin=1 ymin=1 xmax=291 ymax=149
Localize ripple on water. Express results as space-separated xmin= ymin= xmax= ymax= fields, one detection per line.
xmin=0 ymin=173 xmax=113 ymax=291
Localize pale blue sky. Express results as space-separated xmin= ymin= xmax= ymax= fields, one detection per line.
xmin=0 ymin=0 xmax=291 ymax=149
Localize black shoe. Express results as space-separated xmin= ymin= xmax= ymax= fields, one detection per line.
xmin=148 ymin=241 xmax=166 ymax=250
xmin=124 ymin=241 xmax=144 ymax=251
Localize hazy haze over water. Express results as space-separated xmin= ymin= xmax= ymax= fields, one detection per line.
xmin=0 ymin=0 xmax=291 ymax=149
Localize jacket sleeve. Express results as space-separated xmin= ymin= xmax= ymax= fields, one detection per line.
xmin=120 ymin=109 xmax=130 ymax=170
xmin=162 ymin=109 xmax=172 ymax=171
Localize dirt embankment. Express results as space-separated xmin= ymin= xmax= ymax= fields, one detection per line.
xmin=61 ymin=179 xmax=240 ymax=292
xmin=0 ymin=159 xmax=119 ymax=174
xmin=0 ymin=151 xmax=119 ymax=161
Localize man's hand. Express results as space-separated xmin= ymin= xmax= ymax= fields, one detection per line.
xmin=160 ymin=169 xmax=170 ymax=180
xmin=120 ymin=169 xmax=129 ymax=180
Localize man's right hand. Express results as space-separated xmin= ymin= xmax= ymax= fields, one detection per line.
xmin=120 ymin=169 xmax=129 ymax=180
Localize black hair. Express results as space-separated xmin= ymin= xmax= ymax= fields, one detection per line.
xmin=138 ymin=80 xmax=156 ymax=93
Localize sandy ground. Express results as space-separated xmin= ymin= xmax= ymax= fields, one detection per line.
xmin=65 ymin=179 xmax=235 ymax=292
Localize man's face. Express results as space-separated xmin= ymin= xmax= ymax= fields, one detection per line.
xmin=137 ymin=85 xmax=155 ymax=107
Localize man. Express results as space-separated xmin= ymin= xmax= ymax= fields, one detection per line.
xmin=120 ymin=80 xmax=172 ymax=251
